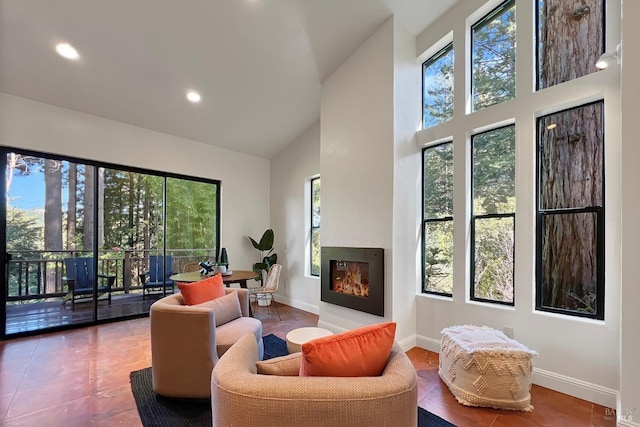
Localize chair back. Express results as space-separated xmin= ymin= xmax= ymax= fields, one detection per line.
xmin=182 ymin=262 xmax=201 ymax=273
xmin=148 ymin=255 xmax=174 ymax=283
xmin=64 ymin=257 xmax=96 ymax=290
xmin=263 ymin=264 xmax=282 ymax=292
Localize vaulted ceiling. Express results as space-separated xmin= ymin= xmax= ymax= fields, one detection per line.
xmin=0 ymin=0 xmax=458 ymax=159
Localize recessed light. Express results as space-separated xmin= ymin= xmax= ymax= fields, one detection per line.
xmin=186 ymin=91 xmax=201 ymax=103
xmin=55 ymin=42 xmax=79 ymax=60
xmin=546 ymin=123 xmax=557 ymax=130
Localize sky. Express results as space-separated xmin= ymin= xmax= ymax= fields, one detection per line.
xmin=7 ymin=169 xmax=69 ymax=211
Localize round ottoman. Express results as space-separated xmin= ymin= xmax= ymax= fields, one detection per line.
xmin=285 ymin=327 xmax=333 ymax=353
xmin=439 ymin=325 xmax=538 ymax=411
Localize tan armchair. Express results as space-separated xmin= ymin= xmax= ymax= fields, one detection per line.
xmin=150 ymin=288 xmax=264 ymax=399
xmin=211 ymin=333 xmax=418 ymax=427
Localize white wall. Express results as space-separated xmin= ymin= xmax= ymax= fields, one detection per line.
xmin=392 ymin=20 xmax=422 ymax=347
xmin=0 ymin=93 xmax=271 ymax=273
xmin=319 ymin=18 xmax=396 ymax=333
xmin=270 ymin=121 xmax=321 ymax=315
xmin=620 ymin=0 xmax=640 ymax=423
xmin=413 ymin=0 xmax=621 ymax=408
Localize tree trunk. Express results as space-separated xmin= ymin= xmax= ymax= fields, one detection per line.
xmin=67 ymin=163 xmax=77 ymax=251
xmin=144 ymin=180 xmax=151 ymax=253
xmin=539 ymin=0 xmax=603 ymax=89
xmin=539 ymin=103 xmax=603 ymax=310
xmin=538 ymin=0 xmax=603 ymax=312
xmin=128 ymin=173 xmax=135 ymax=248
xmin=44 ymin=159 xmax=63 ymax=293
xmin=97 ymin=167 xmax=104 ymax=248
xmin=44 ymin=159 xmax=63 ymax=251
xmin=83 ymin=166 xmax=95 ymax=250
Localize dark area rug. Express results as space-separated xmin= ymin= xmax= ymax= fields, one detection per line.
xmin=418 ymin=406 xmax=456 ymax=427
xmin=130 ymin=367 xmax=211 ymax=427
xmin=131 ymin=334 xmax=456 ymax=426
xmin=262 ymin=333 xmax=289 ymax=360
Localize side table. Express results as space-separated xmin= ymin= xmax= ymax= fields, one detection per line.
xmin=285 ymin=327 xmax=333 ymax=353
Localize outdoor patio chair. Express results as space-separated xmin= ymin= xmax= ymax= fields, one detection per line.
xmin=140 ymin=255 xmax=174 ymax=299
xmin=63 ymin=257 xmax=115 ymax=310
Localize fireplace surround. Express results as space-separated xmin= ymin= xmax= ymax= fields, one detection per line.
xmin=320 ymin=247 xmax=384 ymax=316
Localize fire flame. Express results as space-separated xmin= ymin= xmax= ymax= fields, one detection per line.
xmin=333 ymin=263 xmax=369 ymax=297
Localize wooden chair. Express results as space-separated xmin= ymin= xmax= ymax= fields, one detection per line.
xmin=182 ymin=262 xmax=201 ymax=273
xmin=249 ymin=264 xmax=282 ymax=320
xmin=139 ymin=255 xmax=174 ymax=299
xmin=63 ymin=257 xmax=115 ymax=310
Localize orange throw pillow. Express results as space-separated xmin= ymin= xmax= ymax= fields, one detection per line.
xmin=178 ymin=274 xmax=225 ymax=305
xmin=299 ymin=322 xmax=396 ymax=377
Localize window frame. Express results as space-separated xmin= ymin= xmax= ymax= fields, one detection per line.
xmin=470 ymin=124 xmax=516 ymax=306
xmin=535 ymin=100 xmax=605 ymax=320
xmin=310 ymin=176 xmax=320 ymax=277
xmin=422 ymin=141 xmax=454 ymax=297
xmin=0 ymin=145 xmax=221 ymax=339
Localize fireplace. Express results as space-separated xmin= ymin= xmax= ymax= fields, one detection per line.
xmin=321 ymin=247 xmax=384 ymax=316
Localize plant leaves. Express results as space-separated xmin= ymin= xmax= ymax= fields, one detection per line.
xmin=249 ymin=236 xmax=261 ymax=250
xmin=264 ymin=253 xmax=277 ymax=267
xmin=258 ymin=229 xmax=274 ymax=250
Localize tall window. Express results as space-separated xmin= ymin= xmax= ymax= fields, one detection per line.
xmin=472 ymin=0 xmax=516 ymax=111
xmin=310 ymin=177 xmax=320 ymax=276
xmin=422 ymin=142 xmax=453 ymax=295
xmin=536 ymin=101 xmax=604 ymax=319
xmin=537 ymin=0 xmax=604 ymax=90
xmin=471 ymin=125 xmax=515 ymax=304
xmin=423 ymin=43 xmax=454 ymax=129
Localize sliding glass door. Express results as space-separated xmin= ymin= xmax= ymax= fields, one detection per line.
xmin=1 ymin=148 xmax=220 ymax=338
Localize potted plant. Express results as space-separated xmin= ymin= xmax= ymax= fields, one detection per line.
xmin=248 ymin=229 xmax=277 ymax=288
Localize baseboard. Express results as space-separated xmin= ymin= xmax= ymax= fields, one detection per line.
xmin=316 ymin=319 xmax=348 ymax=333
xmin=273 ymin=295 xmax=318 ymax=315
xmin=414 ymin=334 xmax=618 ymax=409
xmin=416 ymin=333 xmax=441 ymax=353
xmin=397 ymin=334 xmax=417 ymax=352
xmin=617 ymin=418 xmax=640 ymax=427
xmin=532 ymin=367 xmax=617 ymax=408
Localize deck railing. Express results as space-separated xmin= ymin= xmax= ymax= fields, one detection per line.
xmin=5 ymin=249 xmax=216 ymax=303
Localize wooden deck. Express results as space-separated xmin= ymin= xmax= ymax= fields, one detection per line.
xmin=5 ymin=292 xmax=170 ymax=335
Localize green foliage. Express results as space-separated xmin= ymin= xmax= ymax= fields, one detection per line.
xmin=473 ymin=215 xmax=514 ymax=303
xmin=424 ymin=221 xmax=454 ymax=294
xmin=6 ymin=207 xmax=42 ymax=252
xmin=165 ymin=177 xmax=217 ymax=251
xmin=311 ymin=230 xmax=320 ymax=276
xmin=311 ymin=178 xmax=321 ymax=276
xmin=423 ymin=144 xmax=454 ymax=294
xmin=472 ymin=2 xmax=516 ymax=110
xmin=100 ymin=171 xmax=217 ymax=254
xmin=423 ymin=15 xmax=517 ymax=299
xmin=249 ymin=229 xmax=277 ymax=285
xmin=424 ymin=143 xmax=453 ymax=218
xmin=473 ymin=126 xmax=516 ymax=214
